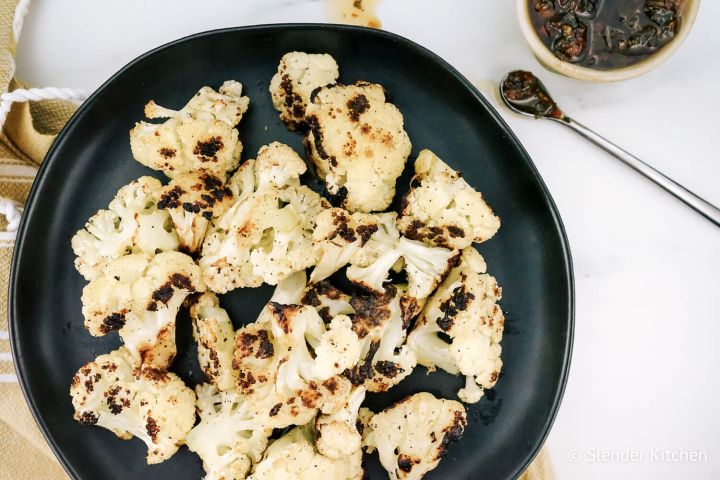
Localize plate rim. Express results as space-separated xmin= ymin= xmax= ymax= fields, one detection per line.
xmin=8 ymin=23 xmax=575 ymax=480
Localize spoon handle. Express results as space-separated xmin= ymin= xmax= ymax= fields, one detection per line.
xmin=557 ymin=116 xmax=720 ymax=227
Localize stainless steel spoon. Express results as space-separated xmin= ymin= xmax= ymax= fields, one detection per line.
xmin=499 ymin=70 xmax=720 ymax=227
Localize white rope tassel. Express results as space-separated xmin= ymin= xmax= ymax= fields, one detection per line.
xmin=0 ymin=196 xmax=23 ymax=231
xmin=4 ymin=0 xmax=88 ymax=128
xmin=0 ymin=87 xmax=86 ymax=129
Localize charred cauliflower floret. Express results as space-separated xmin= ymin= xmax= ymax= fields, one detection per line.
xmin=394 ymin=236 xmax=458 ymax=301
xmin=200 ymin=186 xmax=326 ymax=292
xmin=248 ymin=424 xmax=363 ymax=480
xmin=344 ymin=211 xmax=402 ymax=271
xmin=233 ymin=301 xmax=358 ymax=430
xmin=81 ymin=251 xmax=205 ymax=369
xmin=310 ymin=209 xmax=455 ymax=302
xmin=186 ymin=384 xmax=272 ymax=480
xmin=300 ymin=280 xmax=355 ymax=323
xmin=345 ymin=285 xmax=416 ymax=392
xmin=407 ymin=248 xmax=504 ymax=403
xmin=200 ymin=143 xmax=329 ymax=293
xmin=130 ymin=80 xmax=249 ymax=178
xmin=398 ymin=149 xmax=500 ymax=249
xmin=157 ymin=172 xmax=234 ymax=254
xmin=335 ymin=211 xmax=457 ymax=302
xmin=269 ymin=52 xmax=339 ymax=130
xmin=365 ymin=392 xmax=467 ymax=480
xmin=305 ymin=81 xmax=411 ymax=212
xmin=71 ymin=176 xmax=179 ymax=281
xmin=315 ymin=387 xmax=366 ymax=460
xmin=310 ymin=208 xmax=379 ymax=283
xmin=190 ymin=293 xmax=238 ymax=391
xmin=70 ymin=347 xmax=196 ymax=464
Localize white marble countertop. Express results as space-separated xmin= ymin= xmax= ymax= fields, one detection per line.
xmin=15 ymin=1 xmax=720 ymax=479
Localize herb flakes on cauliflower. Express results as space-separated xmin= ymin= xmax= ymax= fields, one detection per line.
xmin=190 ymin=293 xmax=238 ymax=391
xmin=157 ymin=172 xmax=234 ymax=254
xmin=71 ymin=176 xmax=179 ymax=281
xmin=365 ymin=392 xmax=467 ymax=480
xmin=81 ymin=251 xmax=205 ymax=369
xmin=70 ymin=347 xmax=196 ymax=464
xmin=305 ymin=81 xmax=411 ymax=212
xmin=398 ymin=149 xmax=501 ymax=250
xmin=130 ymin=80 xmax=249 ymax=178
xmin=186 ymin=384 xmax=271 ymax=480
xmin=269 ymin=52 xmax=339 ymax=130
xmin=407 ymin=247 xmax=504 ymax=403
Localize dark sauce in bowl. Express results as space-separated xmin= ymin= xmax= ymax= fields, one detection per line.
xmin=528 ymin=0 xmax=682 ymax=70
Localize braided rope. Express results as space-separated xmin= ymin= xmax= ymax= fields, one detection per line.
xmin=0 ymin=87 xmax=86 ymax=128
xmin=4 ymin=0 xmax=88 ymax=129
xmin=12 ymin=0 xmax=31 ymax=43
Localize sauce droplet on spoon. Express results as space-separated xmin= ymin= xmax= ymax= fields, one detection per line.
xmin=500 ymin=70 xmax=565 ymax=119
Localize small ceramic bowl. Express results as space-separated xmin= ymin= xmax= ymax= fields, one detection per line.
xmin=516 ymin=0 xmax=701 ymax=82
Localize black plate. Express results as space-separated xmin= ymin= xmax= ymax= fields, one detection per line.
xmin=9 ymin=24 xmax=573 ymax=480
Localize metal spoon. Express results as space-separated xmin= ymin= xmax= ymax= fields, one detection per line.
xmin=499 ymin=70 xmax=720 ymax=227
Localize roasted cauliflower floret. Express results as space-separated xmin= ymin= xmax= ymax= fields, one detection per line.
xmin=315 ymin=387 xmax=366 ymax=460
xmin=225 ymin=142 xmax=306 ymax=203
xmin=309 ymin=209 xmax=456 ymax=302
xmin=157 ymin=172 xmax=234 ymax=254
xmin=130 ymin=80 xmax=249 ymax=178
xmin=233 ymin=302 xmax=357 ymax=429
xmin=70 ymin=347 xmax=196 ymax=464
xmin=344 ymin=212 xmax=458 ymax=301
xmin=351 ymin=212 xmax=401 ymax=264
xmin=300 ymin=280 xmax=355 ymax=323
xmin=407 ymin=248 xmax=504 ymax=403
xmin=345 ymin=285 xmax=416 ymax=392
xmin=186 ymin=384 xmax=272 ymax=480
xmin=398 ymin=149 xmax=500 ymax=249
xmin=365 ymin=392 xmax=467 ymax=480
xmin=248 ymin=424 xmax=363 ymax=480
xmin=305 ymin=81 xmax=411 ymax=212
xmin=71 ymin=176 xmax=179 ymax=281
xmin=270 ymin=52 xmax=339 ymax=130
xmin=81 ymin=251 xmax=205 ymax=369
xmin=395 ymin=236 xmax=458 ymax=301
xmin=252 ymin=141 xmax=308 ymax=191
xmin=200 ymin=186 xmax=326 ymax=292
xmin=309 ymin=208 xmax=379 ymax=283
xmin=190 ymin=293 xmax=238 ymax=391
xmin=347 ymin=236 xmax=457 ymax=301
xmin=200 ymin=143 xmax=329 ymax=293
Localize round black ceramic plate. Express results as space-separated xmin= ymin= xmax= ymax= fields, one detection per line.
xmin=9 ymin=24 xmax=573 ymax=480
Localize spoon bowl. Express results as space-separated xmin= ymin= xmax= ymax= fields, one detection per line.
xmin=499 ymin=71 xmax=565 ymax=120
